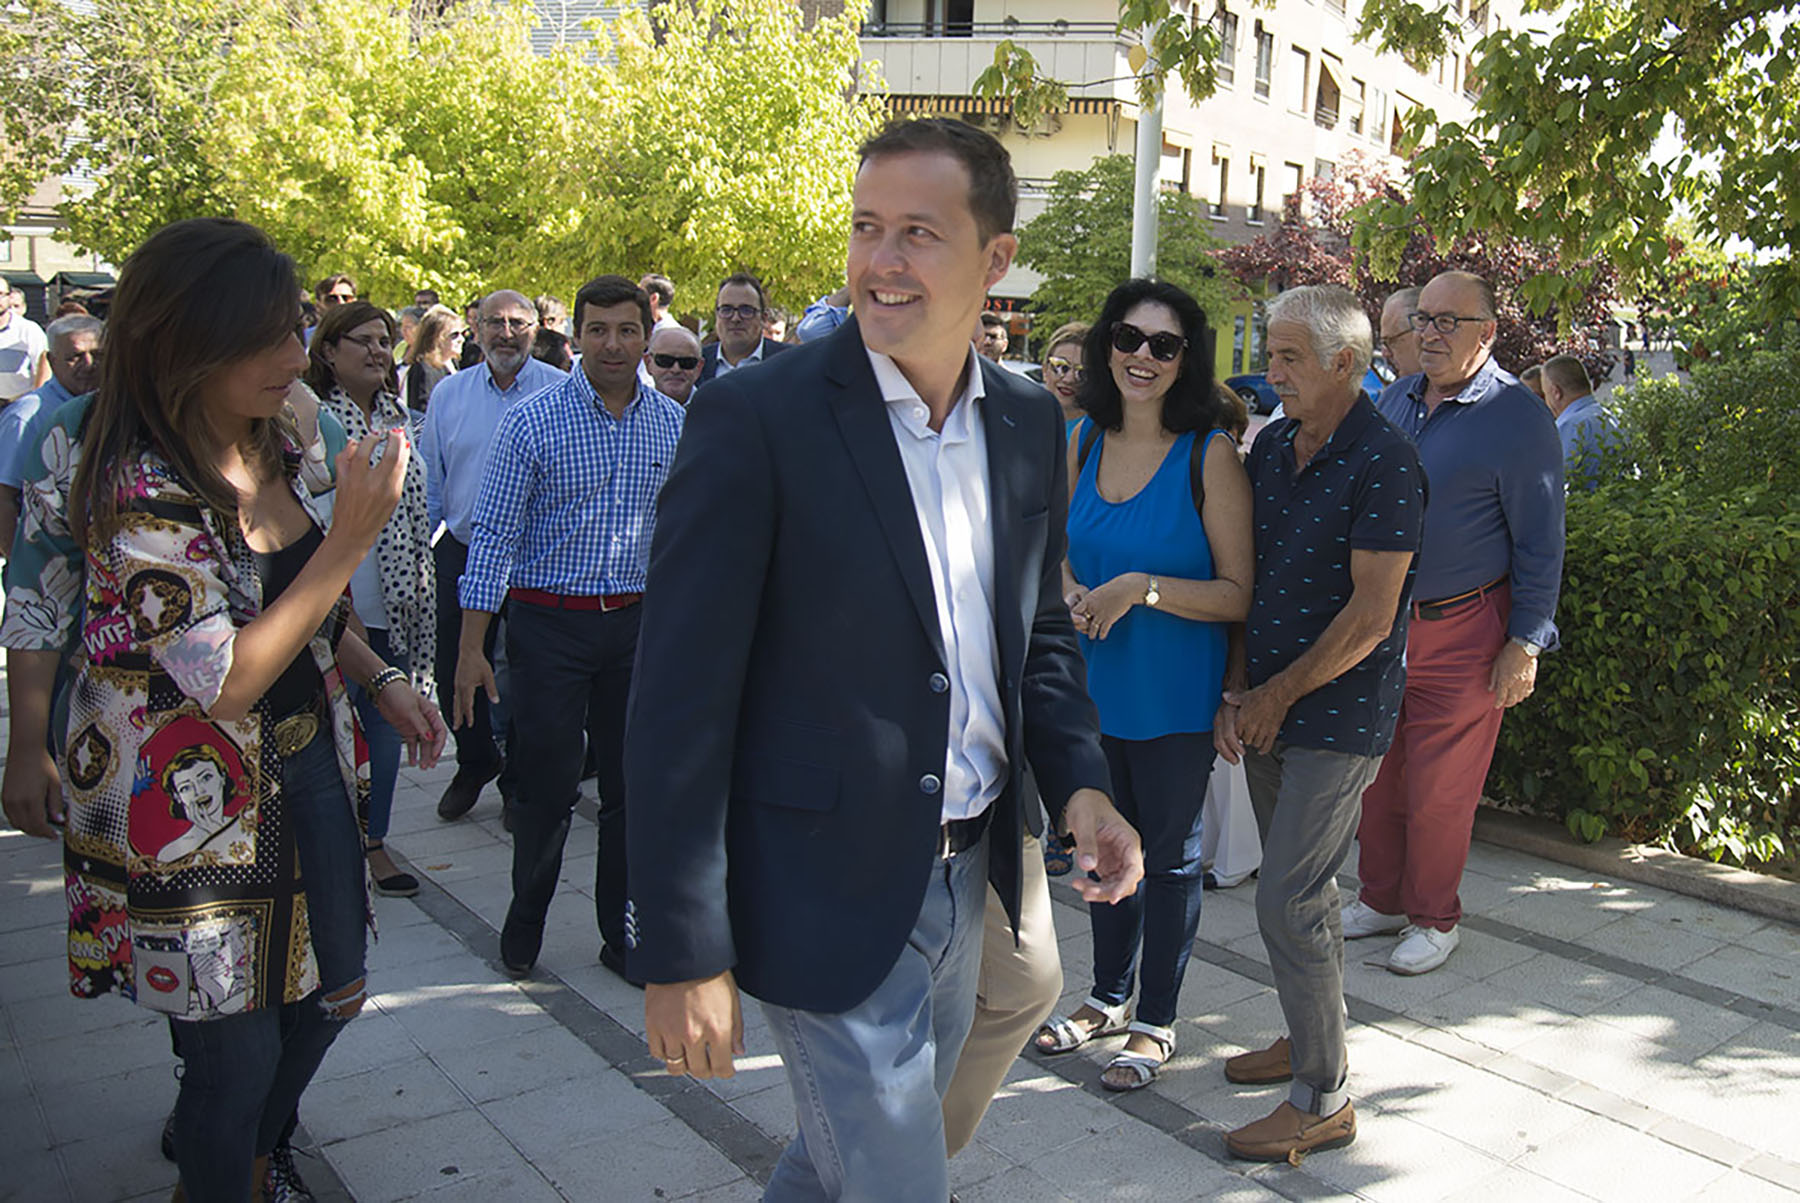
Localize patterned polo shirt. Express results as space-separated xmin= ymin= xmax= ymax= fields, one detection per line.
xmin=1244 ymin=396 xmax=1425 ymax=756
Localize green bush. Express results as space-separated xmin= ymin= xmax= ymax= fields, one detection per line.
xmin=1486 ymin=348 xmax=1800 ymax=865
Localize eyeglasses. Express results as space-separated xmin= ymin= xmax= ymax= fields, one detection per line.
xmin=1044 ymin=357 xmax=1083 ymax=379
xmin=481 ymin=316 xmax=536 ymax=333
xmin=651 ymin=353 xmax=701 ymax=370
xmin=1110 ymin=322 xmax=1187 ymax=362
xmin=323 ymin=292 xmax=355 ymax=305
xmin=1379 ymin=330 xmax=1413 ymax=351
xmin=715 ymin=304 xmax=763 ymax=321
xmin=339 ymin=333 xmax=393 ymax=354
xmin=1408 ymin=311 xmax=1489 ymax=335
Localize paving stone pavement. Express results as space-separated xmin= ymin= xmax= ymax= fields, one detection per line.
xmin=5 ymin=744 xmax=1799 ymax=1201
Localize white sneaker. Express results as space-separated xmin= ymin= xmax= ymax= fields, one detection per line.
xmin=1340 ymin=898 xmax=1408 ymax=939
xmin=1387 ymin=924 xmax=1460 ymax=975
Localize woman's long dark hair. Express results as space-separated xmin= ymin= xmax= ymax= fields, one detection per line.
xmin=1076 ymin=278 xmax=1222 ymax=435
xmin=70 ymin=218 xmax=301 ymax=546
xmin=303 ymin=300 xmax=397 ymax=401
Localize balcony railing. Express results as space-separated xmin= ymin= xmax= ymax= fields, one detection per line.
xmin=862 ymin=21 xmax=1118 ymax=38
xmin=1314 ymin=103 xmax=1339 ymax=129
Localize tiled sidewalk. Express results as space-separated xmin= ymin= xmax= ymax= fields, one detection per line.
xmin=4 ymin=748 xmax=1799 ymax=1201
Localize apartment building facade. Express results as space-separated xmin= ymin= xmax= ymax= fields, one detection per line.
xmin=854 ymin=0 xmax=1511 ymax=369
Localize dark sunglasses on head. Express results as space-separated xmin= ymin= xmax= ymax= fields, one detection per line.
xmin=1110 ymin=322 xmax=1187 ymax=362
xmin=651 ymin=353 xmax=701 ymax=370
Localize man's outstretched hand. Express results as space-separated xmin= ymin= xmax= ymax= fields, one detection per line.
xmin=1061 ymin=788 xmax=1144 ymax=904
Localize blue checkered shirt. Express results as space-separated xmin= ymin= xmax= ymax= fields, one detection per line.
xmin=458 ymin=372 xmax=685 ymax=612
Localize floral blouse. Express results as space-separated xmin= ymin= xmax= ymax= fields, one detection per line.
xmin=2 ymin=396 xmax=369 ymax=1021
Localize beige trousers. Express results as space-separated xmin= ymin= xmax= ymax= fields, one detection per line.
xmin=941 ymin=832 xmax=1064 ymax=1156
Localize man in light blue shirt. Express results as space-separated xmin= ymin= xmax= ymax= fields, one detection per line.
xmin=1542 ymin=354 xmax=1621 ymax=489
xmin=453 ymin=275 xmax=683 ymax=980
xmin=0 ymin=314 xmax=101 ymax=560
xmin=420 ymin=290 xmax=566 ymax=822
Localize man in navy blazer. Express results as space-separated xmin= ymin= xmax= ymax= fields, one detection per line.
xmin=625 ymin=119 xmax=1142 ymax=1201
xmin=695 ymin=271 xmax=792 ymax=386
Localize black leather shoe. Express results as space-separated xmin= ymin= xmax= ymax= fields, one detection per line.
xmin=437 ymin=761 xmax=501 ymax=820
xmin=500 ymin=914 xmax=543 ymax=978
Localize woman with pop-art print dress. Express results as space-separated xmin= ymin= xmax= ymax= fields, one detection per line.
xmin=36 ymin=217 xmax=447 ymax=1202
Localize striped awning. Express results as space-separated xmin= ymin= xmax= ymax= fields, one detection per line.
xmin=883 ymin=94 xmax=1119 ymax=116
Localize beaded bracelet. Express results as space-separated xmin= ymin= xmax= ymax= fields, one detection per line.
xmin=368 ymin=666 xmax=407 ymax=698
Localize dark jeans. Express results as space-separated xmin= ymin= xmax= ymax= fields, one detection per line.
xmin=346 ymin=628 xmax=407 ymax=842
xmin=433 ymin=535 xmax=510 ymax=782
xmin=503 ymin=599 xmax=637 ymax=950
xmin=170 ymin=724 xmax=367 ymax=1201
xmin=1089 ymin=732 xmax=1215 ymax=1028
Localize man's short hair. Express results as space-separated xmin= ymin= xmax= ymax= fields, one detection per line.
xmin=399 ymin=305 xmax=427 ymax=324
xmin=979 ymin=311 xmax=1006 ymax=330
xmin=1543 ymin=354 xmax=1593 ymax=397
xmin=532 ymin=327 xmax=573 ymax=369
xmin=1266 ymin=284 xmax=1374 ymax=380
xmin=535 ymin=294 xmax=569 ymax=330
xmin=1520 ymin=364 xmax=1544 ymax=386
xmin=857 ymin=117 xmax=1018 ymax=244
xmin=1431 ymin=270 xmax=1497 ymax=320
xmin=573 ymin=276 xmax=652 ymax=332
xmin=716 ymin=272 xmax=768 ymax=313
xmin=640 ymin=274 xmax=675 ymax=308
xmin=315 ymin=273 xmax=355 ymax=300
xmin=650 ymin=324 xmax=702 ymax=353
xmin=45 ymin=313 xmax=103 ymax=348
xmin=1382 ymin=286 xmax=1422 ymax=318
xmin=414 ymin=288 xmax=440 ymax=306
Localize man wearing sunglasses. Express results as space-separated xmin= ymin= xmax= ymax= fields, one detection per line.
xmin=644 ymin=325 xmax=704 ymax=404
xmin=1355 ymin=269 xmax=1564 ymax=976
xmin=697 ymin=272 xmax=789 ymax=386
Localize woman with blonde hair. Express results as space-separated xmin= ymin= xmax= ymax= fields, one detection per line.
xmin=400 ymin=303 xmax=462 ymax=417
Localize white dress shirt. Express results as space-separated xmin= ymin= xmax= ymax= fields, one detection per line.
xmin=869 ymin=346 xmax=1008 ymax=823
xmin=713 ymin=340 xmax=766 ymax=377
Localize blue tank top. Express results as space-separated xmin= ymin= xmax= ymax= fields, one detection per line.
xmin=1067 ymin=424 xmax=1229 ymax=739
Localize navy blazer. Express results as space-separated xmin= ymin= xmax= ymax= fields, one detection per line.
xmin=624 ymin=317 xmax=1110 ymax=1014
xmin=696 ymin=336 xmax=791 ymax=385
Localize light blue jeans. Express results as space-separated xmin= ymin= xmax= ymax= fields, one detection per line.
xmin=760 ymin=832 xmax=990 ymax=1202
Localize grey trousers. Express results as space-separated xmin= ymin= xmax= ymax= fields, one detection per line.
xmin=1243 ymin=742 xmax=1384 ymax=1117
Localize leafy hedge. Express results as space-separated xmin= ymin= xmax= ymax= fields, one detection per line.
xmin=1485 ymin=349 xmax=1800 ymax=865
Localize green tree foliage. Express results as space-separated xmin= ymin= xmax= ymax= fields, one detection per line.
xmin=1 ymin=0 xmax=878 ymax=309
xmin=525 ymin=0 xmax=885 ymax=314
xmin=1489 ymin=351 xmax=1800 ymax=866
xmin=1640 ymin=227 xmax=1799 ymax=367
xmin=1350 ymin=0 xmax=1800 ymax=324
xmin=1016 ymin=156 xmax=1236 ymax=333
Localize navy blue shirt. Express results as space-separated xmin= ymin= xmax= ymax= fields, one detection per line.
xmin=1245 ymin=397 xmax=1425 ymax=756
xmin=1376 ymin=358 xmax=1564 ymax=650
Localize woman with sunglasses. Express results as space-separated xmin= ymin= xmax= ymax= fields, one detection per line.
xmin=1040 ymin=320 xmax=1090 ymax=435
xmin=400 ymin=303 xmax=463 ymax=420
xmin=1034 ymin=278 xmax=1254 ymax=1091
xmin=306 ymin=301 xmax=437 ymax=898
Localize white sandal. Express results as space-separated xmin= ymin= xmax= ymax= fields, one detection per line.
xmin=1101 ymin=1021 xmax=1175 ymax=1092
xmin=1034 ymin=996 xmax=1130 ymax=1055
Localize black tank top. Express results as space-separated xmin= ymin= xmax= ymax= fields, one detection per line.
xmin=255 ymin=524 xmax=327 ymax=716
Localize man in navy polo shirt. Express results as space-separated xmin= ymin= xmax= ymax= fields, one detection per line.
xmin=1214 ymin=285 xmax=1425 ymax=1161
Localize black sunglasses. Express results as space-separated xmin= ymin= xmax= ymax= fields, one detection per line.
xmin=1110 ymin=322 xmax=1187 ymax=362
xmin=651 ymin=353 xmax=701 ymax=370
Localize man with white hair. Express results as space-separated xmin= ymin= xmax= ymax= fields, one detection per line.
xmin=0 ymin=286 xmax=49 ymax=403
xmin=1376 ymin=287 xmax=1423 ymax=379
xmin=421 ymin=290 xmax=566 ymax=821
xmin=1214 ymin=284 xmax=1425 ymax=1161
xmin=0 ymin=313 xmax=102 ymax=555
xmin=644 ymin=325 xmax=703 ymax=404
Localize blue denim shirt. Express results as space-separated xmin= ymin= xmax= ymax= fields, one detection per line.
xmin=1377 ymin=358 xmax=1564 ymax=650
xmin=1555 ymin=393 xmax=1622 ymax=490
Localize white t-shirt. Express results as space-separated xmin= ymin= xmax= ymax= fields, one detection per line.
xmin=0 ymin=314 xmax=47 ymax=402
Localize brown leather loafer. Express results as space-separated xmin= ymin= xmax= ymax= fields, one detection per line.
xmin=1225 ymin=1036 xmax=1293 ymax=1084
xmin=1226 ymin=1100 xmax=1356 ymax=1161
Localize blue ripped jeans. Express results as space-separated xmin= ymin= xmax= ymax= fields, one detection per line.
xmin=169 ymin=721 xmax=367 ymax=1202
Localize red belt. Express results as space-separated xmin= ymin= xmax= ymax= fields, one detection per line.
xmin=508 ymin=587 xmax=642 ymax=612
